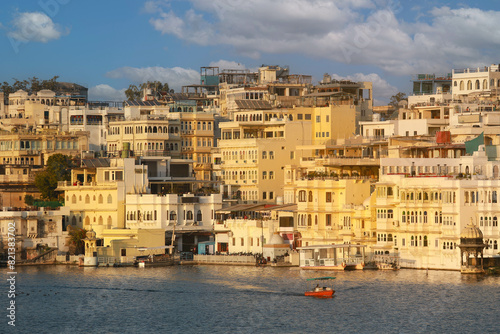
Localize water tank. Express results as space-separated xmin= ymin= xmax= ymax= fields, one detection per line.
xmin=436 ymin=131 xmax=451 ymax=144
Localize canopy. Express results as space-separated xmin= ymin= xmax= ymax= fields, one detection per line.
xmin=306 ymin=277 xmax=336 ymax=281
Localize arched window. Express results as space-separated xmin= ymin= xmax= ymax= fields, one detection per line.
xmin=308 ymin=191 xmax=313 ymax=202
xmin=307 ymin=215 xmax=312 ymax=226
xmin=72 ymin=195 xmax=77 ymax=204
xmin=85 ymin=216 xmax=90 ymax=226
xmin=402 ymin=211 xmax=406 ymax=223
xmin=98 ymin=194 xmax=103 ymax=204
xmin=423 ymin=211 xmax=428 ymax=223
xmin=460 ymin=81 xmax=464 ymax=90
xmin=98 ymin=216 xmax=103 ymax=225
xmin=467 ymin=80 xmax=472 ymax=90
xmin=475 ymin=80 xmax=480 ymax=89
xmin=107 ymin=216 xmax=112 ymax=226
xmin=72 ymin=216 xmax=77 ymax=225
xmin=298 ymin=190 xmax=306 ymax=202
xmin=170 ymin=211 xmax=177 ymax=220
xmin=85 ymin=195 xmax=90 ymax=204
xmin=454 ymin=81 xmax=457 ymax=87
xmin=107 ymin=194 xmax=112 ymax=204
xmin=187 ymin=211 xmax=193 ymax=220
xmin=197 ymin=210 xmax=202 ymax=221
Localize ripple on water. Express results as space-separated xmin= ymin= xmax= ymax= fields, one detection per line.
xmin=9 ymin=266 xmax=500 ymax=333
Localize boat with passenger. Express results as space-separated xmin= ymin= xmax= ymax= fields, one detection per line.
xmin=304 ymin=277 xmax=335 ymax=298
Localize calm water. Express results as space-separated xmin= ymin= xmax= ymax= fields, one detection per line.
xmin=3 ymin=265 xmax=500 ymax=333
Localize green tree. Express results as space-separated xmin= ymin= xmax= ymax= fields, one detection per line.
xmin=34 ymin=154 xmax=77 ymax=200
xmin=24 ymin=195 xmax=35 ymax=206
xmin=68 ymin=227 xmax=87 ymax=255
xmin=124 ymin=81 xmax=173 ymax=101
xmin=124 ymin=84 xmax=141 ymax=101
xmin=389 ymin=92 xmax=407 ymax=108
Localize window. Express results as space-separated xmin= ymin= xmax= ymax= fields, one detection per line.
xmin=269 ymin=151 xmax=274 ymax=159
xmin=316 ymin=116 xmax=321 ymax=122
xmin=107 ymin=194 xmax=112 ymax=204
xmin=187 ymin=211 xmax=193 ymax=220
xmin=298 ymin=190 xmax=306 ymax=202
xmin=262 ymin=171 xmax=267 ymax=179
xmin=304 ymin=114 xmax=311 ymax=120
xmin=98 ymin=195 xmax=103 ymax=204
xmin=326 ymin=192 xmax=332 ymax=202
xmin=241 ymin=238 xmax=244 ymax=246
xmin=326 ymin=214 xmax=331 ymax=226
xmin=262 ymin=151 xmax=267 ymax=159
xmin=269 ymin=192 xmax=274 ymax=200
xmin=308 ymin=191 xmax=313 ymax=202
xmin=263 ymin=192 xmax=267 ymax=200
xmin=269 ymin=171 xmax=274 ymax=179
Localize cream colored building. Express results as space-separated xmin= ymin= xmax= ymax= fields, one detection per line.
xmin=375 ymin=147 xmax=500 ymax=270
xmin=0 ymin=206 xmax=70 ymax=260
xmin=219 ymin=108 xmax=312 ymax=203
xmin=452 ymin=64 xmax=500 ymax=100
xmin=106 ymin=116 xmax=182 ymax=159
xmin=285 ymin=175 xmax=375 ymax=248
xmin=57 ymin=158 xmax=149 ymax=238
xmin=84 ymin=228 xmax=166 ymax=266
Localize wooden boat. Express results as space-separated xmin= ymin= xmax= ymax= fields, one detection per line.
xmin=304 ymin=277 xmax=335 ymax=298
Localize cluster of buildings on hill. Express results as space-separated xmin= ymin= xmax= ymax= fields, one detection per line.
xmin=0 ymin=64 xmax=498 ymax=272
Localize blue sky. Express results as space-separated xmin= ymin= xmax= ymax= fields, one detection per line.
xmin=2 ymin=0 xmax=500 ymax=104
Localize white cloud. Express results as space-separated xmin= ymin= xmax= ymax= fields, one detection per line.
xmin=332 ymin=73 xmax=398 ymax=105
xmin=105 ymin=66 xmax=201 ymax=92
xmin=88 ymin=84 xmax=126 ymax=101
xmin=146 ymin=1 xmax=500 ymax=75
xmin=8 ymin=12 xmax=67 ymax=43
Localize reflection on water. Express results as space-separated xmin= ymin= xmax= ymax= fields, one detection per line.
xmin=7 ymin=265 xmax=500 ymax=333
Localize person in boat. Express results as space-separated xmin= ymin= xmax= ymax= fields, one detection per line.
xmin=314 ymin=284 xmax=321 ymax=292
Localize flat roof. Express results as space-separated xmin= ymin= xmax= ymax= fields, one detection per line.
xmin=298 ymin=244 xmax=367 ymax=250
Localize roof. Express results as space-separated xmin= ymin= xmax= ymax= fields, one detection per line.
xmin=306 ymin=277 xmax=336 ymax=281
xmin=82 ymin=158 xmax=110 ymax=168
xmin=216 ymin=203 xmax=295 ymax=214
xmin=298 ymin=244 xmax=367 ymax=250
xmin=235 ymin=99 xmax=272 ymax=110
xmin=217 ymin=203 xmax=268 ymax=213
xmin=125 ymin=100 xmax=165 ymax=107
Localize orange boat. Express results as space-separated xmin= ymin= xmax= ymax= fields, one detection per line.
xmin=304 ymin=277 xmax=335 ymax=298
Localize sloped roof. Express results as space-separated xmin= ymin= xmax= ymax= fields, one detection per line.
xmin=235 ymin=99 xmax=272 ymax=110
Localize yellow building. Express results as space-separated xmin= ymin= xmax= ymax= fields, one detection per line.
xmin=83 ymin=228 xmax=166 ymax=266
xmin=57 ymin=158 xmax=148 ymax=238
xmin=219 ymin=108 xmax=312 ymax=203
xmin=0 ymin=128 xmax=88 ymax=207
xmin=106 ymin=116 xmax=181 ymax=158
xmin=288 ymin=177 xmax=374 ymax=247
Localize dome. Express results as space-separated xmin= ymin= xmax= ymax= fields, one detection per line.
xmin=86 ymin=229 xmax=97 ymax=239
xmin=460 ymin=222 xmax=483 ymax=239
xmin=268 ymin=232 xmax=285 ymax=245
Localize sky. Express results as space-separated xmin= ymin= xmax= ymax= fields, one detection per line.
xmin=2 ymin=0 xmax=500 ymax=105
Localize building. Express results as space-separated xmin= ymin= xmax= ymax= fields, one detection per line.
xmin=0 ymin=206 xmax=70 ymax=261
xmin=125 ymin=193 xmax=222 ymax=252
xmin=219 ymin=108 xmax=312 ymax=203
xmin=57 ymin=158 xmax=149 ymax=237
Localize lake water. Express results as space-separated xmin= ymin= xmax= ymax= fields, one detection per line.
xmin=4 ymin=265 xmax=500 ymax=333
